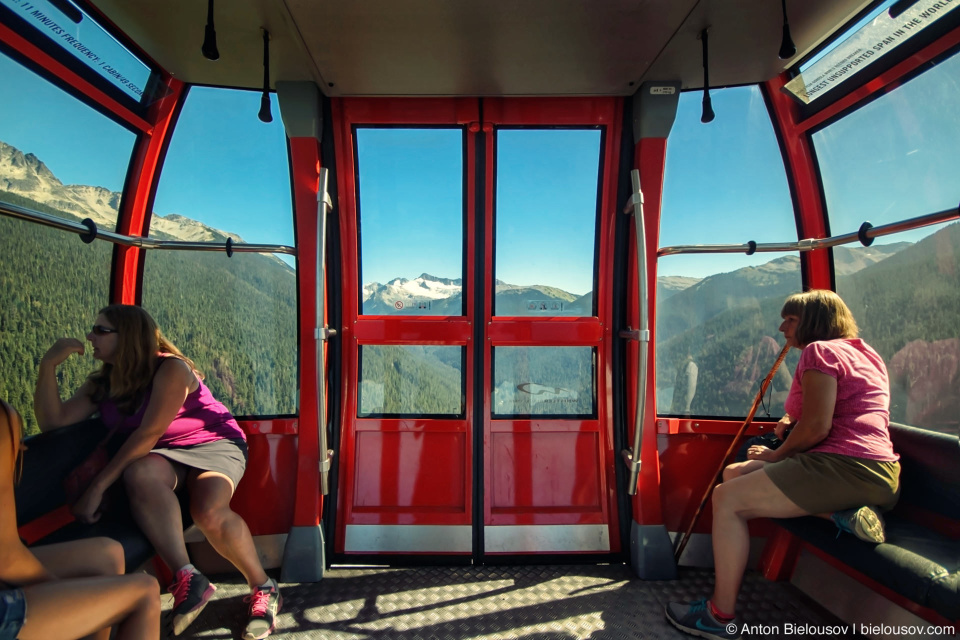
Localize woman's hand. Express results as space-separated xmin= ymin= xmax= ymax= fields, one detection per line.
xmin=774 ymin=415 xmax=795 ymax=440
xmin=746 ymin=444 xmax=782 ymax=462
xmin=41 ymin=338 xmax=85 ymax=367
xmin=71 ymin=483 xmax=105 ymax=524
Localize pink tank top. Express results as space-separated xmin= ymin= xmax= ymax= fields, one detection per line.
xmin=98 ymin=359 xmax=245 ymax=448
xmin=784 ymin=338 xmax=898 ymax=462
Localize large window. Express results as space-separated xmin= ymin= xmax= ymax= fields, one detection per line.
xmin=144 ymin=87 xmax=296 ymax=417
xmin=494 ymin=129 xmax=600 ymax=317
xmin=813 ymin=50 xmax=960 ymax=436
xmin=0 ymin=50 xmax=134 ymax=434
xmin=657 ymin=86 xmax=800 ymax=418
xmin=355 ymin=127 xmax=465 ymax=316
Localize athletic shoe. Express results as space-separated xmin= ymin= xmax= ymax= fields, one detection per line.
xmin=832 ymin=505 xmax=885 ymax=543
xmin=665 ymin=599 xmax=741 ymax=640
xmin=243 ymin=581 xmax=282 ymax=640
xmin=169 ymin=568 xmax=217 ymax=635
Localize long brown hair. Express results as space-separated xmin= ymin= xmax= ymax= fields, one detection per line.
xmin=87 ymin=305 xmax=200 ymax=413
xmin=781 ymin=290 xmax=859 ymax=346
xmin=1 ymin=398 xmax=24 ymax=485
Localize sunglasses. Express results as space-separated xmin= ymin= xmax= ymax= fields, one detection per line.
xmin=91 ymin=324 xmax=118 ymax=336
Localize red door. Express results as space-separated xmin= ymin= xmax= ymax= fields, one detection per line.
xmin=331 ymin=97 xmax=622 ymax=557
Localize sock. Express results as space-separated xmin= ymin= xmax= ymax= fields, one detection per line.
xmin=254 ymin=577 xmax=277 ymax=592
xmin=178 ymin=563 xmax=199 ymax=575
xmin=708 ymin=600 xmax=735 ymax=622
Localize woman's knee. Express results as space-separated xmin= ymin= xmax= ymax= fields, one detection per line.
xmin=93 ymin=537 xmax=125 ymax=575
xmin=190 ymin=502 xmax=230 ymax=532
xmin=123 ymin=456 xmax=173 ymax=496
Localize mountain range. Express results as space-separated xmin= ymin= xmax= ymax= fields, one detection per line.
xmin=0 ymin=140 xmax=247 ymax=244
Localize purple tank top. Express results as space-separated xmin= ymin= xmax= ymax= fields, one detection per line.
xmin=99 ymin=362 xmax=245 ymax=448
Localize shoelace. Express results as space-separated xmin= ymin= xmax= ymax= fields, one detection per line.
xmin=246 ymin=589 xmax=272 ymax=616
xmin=168 ymin=570 xmax=193 ymax=606
xmin=690 ymin=599 xmax=708 ymax=613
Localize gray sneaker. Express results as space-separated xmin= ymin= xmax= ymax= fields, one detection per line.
xmin=832 ymin=505 xmax=885 ymax=543
xmin=243 ymin=581 xmax=282 ymax=640
xmin=665 ymin=599 xmax=741 ymax=640
xmin=169 ymin=569 xmax=217 ymax=636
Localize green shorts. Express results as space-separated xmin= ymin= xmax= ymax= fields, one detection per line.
xmin=764 ymin=452 xmax=901 ymax=514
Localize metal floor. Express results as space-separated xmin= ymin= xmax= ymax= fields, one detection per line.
xmin=159 ymin=565 xmax=852 ymax=640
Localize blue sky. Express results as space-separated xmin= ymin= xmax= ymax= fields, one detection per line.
xmin=2 ymin=32 xmax=957 ymax=290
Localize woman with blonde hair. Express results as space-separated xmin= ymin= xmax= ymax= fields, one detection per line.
xmin=666 ymin=290 xmax=900 ymax=640
xmin=1 ymin=398 xmax=160 ymax=640
xmin=35 ymin=305 xmax=281 ymax=640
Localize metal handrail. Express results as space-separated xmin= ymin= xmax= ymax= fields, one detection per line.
xmin=658 ymin=207 xmax=959 ymax=257
xmin=0 ymin=200 xmax=297 ymax=256
xmin=621 ymin=170 xmax=649 ymax=497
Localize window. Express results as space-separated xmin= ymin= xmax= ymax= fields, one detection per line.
xmin=358 ymin=346 xmax=464 ymax=417
xmin=144 ymin=87 xmax=296 ymax=417
xmin=0 ymin=50 xmax=136 ymax=229
xmin=0 ymin=0 xmax=154 ymax=102
xmin=355 ymin=127 xmax=465 ymax=316
xmin=494 ymin=129 xmax=600 ymax=317
xmin=492 ymin=347 xmax=595 ymax=418
xmin=657 ymin=87 xmax=800 ymax=418
xmin=0 ymin=50 xmax=135 ymax=434
xmin=813 ymin=50 xmax=960 ymax=435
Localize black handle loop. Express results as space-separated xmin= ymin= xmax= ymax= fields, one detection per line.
xmin=225 ymin=237 xmax=234 ymax=257
xmin=79 ymin=218 xmax=98 ymax=244
xmin=746 ymin=240 xmax=757 ymax=255
xmin=858 ymin=221 xmax=875 ymax=247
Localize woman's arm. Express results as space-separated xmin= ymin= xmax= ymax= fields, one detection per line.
xmin=749 ymin=370 xmax=837 ymax=462
xmin=72 ymin=359 xmax=195 ymax=523
xmin=0 ymin=403 xmax=56 ymax=586
xmin=34 ymin=338 xmax=98 ymax=431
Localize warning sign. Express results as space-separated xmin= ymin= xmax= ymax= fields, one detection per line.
xmin=783 ymin=0 xmax=958 ymax=104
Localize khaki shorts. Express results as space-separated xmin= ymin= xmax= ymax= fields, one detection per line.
xmin=764 ymin=452 xmax=901 ymax=514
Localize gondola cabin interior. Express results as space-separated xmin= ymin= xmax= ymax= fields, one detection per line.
xmin=1 ymin=0 xmax=958 ymax=637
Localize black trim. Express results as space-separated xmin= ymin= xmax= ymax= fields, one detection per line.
xmin=320 ymin=92 xmax=343 ymax=569
xmin=610 ymin=96 xmax=636 ymax=563
xmin=473 ymin=106 xmax=486 ymax=562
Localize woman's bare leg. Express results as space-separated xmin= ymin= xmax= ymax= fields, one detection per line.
xmin=721 ymin=459 xmax=767 ymax=482
xmin=123 ymin=454 xmax=191 ymax=572
xmin=17 ymin=574 xmax=160 ymax=640
xmin=709 ymin=470 xmax=808 ymax=614
xmin=30 ymin=538 xmax=127 ymax=640
xmin=187 ymin=471 xmax=268 ymax=588
xmin=31 ymin=537 xmax=124 ymax=578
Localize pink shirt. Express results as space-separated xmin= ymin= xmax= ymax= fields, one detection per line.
xmin=99 ymin=361 xmax=245 ymax=448
xmin=784 ymin=338 xmax=898 ymax=461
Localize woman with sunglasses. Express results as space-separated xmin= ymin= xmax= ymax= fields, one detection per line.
xmin=1 ymin=398 xmax=161 ymax=640
xmin=34 ymin=305 xmax=280 ymax=640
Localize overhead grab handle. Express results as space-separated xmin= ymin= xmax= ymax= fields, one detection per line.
xmin=621 ymin=169 xmax=650 ymax=497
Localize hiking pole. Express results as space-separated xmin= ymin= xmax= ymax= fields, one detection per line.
xmin=673 ymin=342 xmax=791 ymax=563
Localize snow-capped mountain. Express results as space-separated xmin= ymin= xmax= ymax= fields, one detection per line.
xmin=0 ymin=140 xmax=244 ymax=243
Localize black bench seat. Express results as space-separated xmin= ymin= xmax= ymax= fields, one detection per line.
xmin=16 ymin=418 xmax=191 ymax=573
xmin=766 ymin=423 xmax=960 ymax=623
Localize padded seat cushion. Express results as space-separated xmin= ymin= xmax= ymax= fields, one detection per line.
xmin=774 ymin=514 xmax=959 ymax=620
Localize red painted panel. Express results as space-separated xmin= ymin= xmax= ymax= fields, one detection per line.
xmin=489 ymin=431 xmax=602 ymax=511
xmin=354 ymin=318 xmax=472 ymax=343
xmin=487 ymin=319 xmax=603 ymax=344
xmin=231 ymin=433 xmax=298 ymax=536
xmin=353 ymin=431 xmax=466 ymax=511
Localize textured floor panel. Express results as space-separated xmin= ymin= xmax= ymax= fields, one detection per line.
xmin=160 ymin=565 xmax=847 ymax=639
